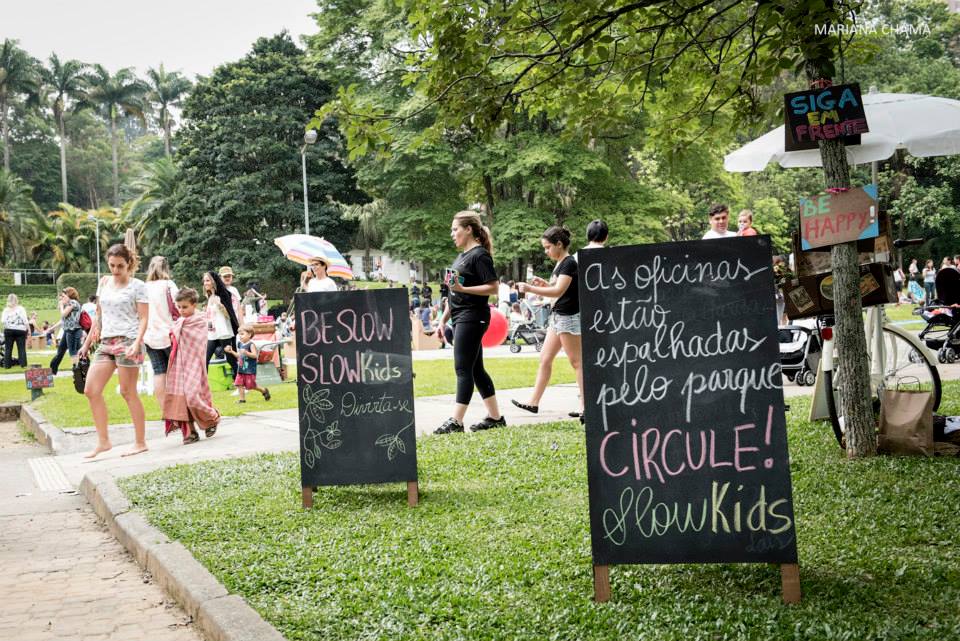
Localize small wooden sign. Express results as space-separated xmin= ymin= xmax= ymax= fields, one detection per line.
xmin=295 ymin=288 xmax=418 ymax=508
xmin=784 ymin=83 xmax=868 ymax=151
xmin=799 ymin=185 xmax=879 ymax=250
xmin=25 ymin=366 xmax=54 ymax=390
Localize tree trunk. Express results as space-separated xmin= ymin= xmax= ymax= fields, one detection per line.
xmin=110 ymin=113 xmax=120 ymax=206
xmin=164 ymin=118 xmax=172 ymax=157
xmin=819 ymin=104 xmax=877 ymax=458
xmin=1 ymin=99 xmax=9 ymax=172
xmin=483 ymin=173 xmax=496 ymax=222
xmin=58 ymin=113 xmax=69 ymax=203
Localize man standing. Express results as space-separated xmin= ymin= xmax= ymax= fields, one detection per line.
xmin=702 ymin=204 xmax=737 ymax=239
xmin=219 ymin=266 xmax=244 ymax=324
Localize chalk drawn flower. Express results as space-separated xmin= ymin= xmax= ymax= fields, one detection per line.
xmin=302 ymin=387 xmax=335 ymax=425
xmin=301 ymin=421 xmax=343 ymax=469
xmin=374 ymin=422 xmax=413 ymax=461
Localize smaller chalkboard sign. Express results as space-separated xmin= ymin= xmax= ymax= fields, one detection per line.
xmin=25 ymin=366 xmax=54 ymax=390
xmin=784 ymin=83 xmax=868 ymax=151
xmin=295 ymin=288 xmax=418 ymax=508
xmin=800 ymin=185 xmax=879 ymax=249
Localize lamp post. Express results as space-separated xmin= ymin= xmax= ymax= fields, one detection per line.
xmin=300 ymin=130 xmax=318 ymax=235
xmin=88 ymin=214 xmax=101 ymax=282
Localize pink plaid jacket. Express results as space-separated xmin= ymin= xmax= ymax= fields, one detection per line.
xmin=163 ymin=313 xmax=220 ymax=434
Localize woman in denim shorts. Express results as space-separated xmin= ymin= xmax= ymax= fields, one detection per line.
xmin=511 ymin=226 xmax=584 ymax=420
xmin=143 ymin=256 xmax=179 ymax=409
xmin=78 ymin=243 xmax=149 ymax=459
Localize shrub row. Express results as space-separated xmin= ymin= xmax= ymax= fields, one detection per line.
xmin=0 ymin=284 xmax=59 ymax=297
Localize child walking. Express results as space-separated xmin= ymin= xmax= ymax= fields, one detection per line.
xmin=225 ymin=324 xmax=271 ymax=403
xmin=163 ymin=288 xmax=221 ymax=444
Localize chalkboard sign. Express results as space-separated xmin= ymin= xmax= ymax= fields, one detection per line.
xmin=800 ymin=185 xmax=879 ymax=249
xmin=579 ymin=238 xmax=799 ymax=600
xmin=784 ymin=83 xmax=867 ymax=151
xmin=295 ymin=289 xmax=418 ymax=506
xmin=25 ymin=366 xmax=54 ymax=390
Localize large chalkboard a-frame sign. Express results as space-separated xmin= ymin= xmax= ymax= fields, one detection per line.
xmin=295 ymin=288 xmax=418 ymax=508
xmin=579 ymin=237 xmax=800 ymax=603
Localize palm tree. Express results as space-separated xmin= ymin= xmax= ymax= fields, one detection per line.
xmin=0 ymin=39 xmax=39 ymax=172
xmin=0 ymin=168 xmax=38 ymax=264
xmin=342 ymin=199 xmax=387 ymax=277
xmin=39 ymin=54 xmax=89 ymax=203
xmin=145 ymin=65 xmax=191 ymax=156
xmin=86 ymin=65 xmax=147 ymax=206
xmin=125 ymin=156 xmax=178 ymax=253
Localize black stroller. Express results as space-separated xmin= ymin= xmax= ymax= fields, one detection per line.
xmin=508 ymin=302 xmax=546 ymax=353
xmin=778 ymin=320 xmax=821 ymax=386
xmin=917 ymin=268 xmax=960 ymax=364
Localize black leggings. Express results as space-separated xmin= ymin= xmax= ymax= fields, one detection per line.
xmin=206 ymin=337 xmax=238 ymax=379
xmin=453 ymin=321 xmax=496 ymax=405
xmin=3 ymin=329 xmax=27 ymax=368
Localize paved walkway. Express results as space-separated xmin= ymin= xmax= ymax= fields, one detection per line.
xmin=0 ymin=421 xmax=201 ymax=641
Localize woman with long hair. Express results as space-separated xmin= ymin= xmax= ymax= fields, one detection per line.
xmin=2 ymin=293 xmax=29 ymax=369
xmin=143 ymin=256 xmax=179 ymax=409
xmin=433 ymin=210 xmax=505 ymax=434
xmin=512 ymin=226 xmax=584 ymax=419
xmin=78 ymin=243 xmax=149 ymax=458
xmin=202 ymin=270 xmax=240 ymax=379
xmin=47 ymin=287 xmax=84 ymax=374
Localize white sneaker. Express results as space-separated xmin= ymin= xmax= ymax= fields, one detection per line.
xmin=231 ymin=389 xmax=240 ymax=396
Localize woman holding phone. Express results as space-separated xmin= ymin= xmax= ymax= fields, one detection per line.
xmin=433 ymin=210 xmax=506 ymax=434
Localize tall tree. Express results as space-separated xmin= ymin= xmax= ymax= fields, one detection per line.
xmin=145 ymin=64 xmax=192 ymax=156
xmin=0 ymin=168 xmax=38 ymax=264
xmin=126 ymin=156 xmax=179 ymax=255
xmin=39 ymin=54 xmax=89 ymax=203
xmin=86 ymin=65 xmax=147 ymax=205
xmin=0 ymin=39 xmax=39 ymax=171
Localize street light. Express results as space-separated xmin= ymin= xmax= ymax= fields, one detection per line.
xmin=300 ymin=129 xmax=318 ymax=235
xmin=88 ymin=214 xmax=101 ymax=282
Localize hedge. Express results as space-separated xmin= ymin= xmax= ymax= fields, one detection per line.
xmin=0 ymin=284 xmax=59 ymax=297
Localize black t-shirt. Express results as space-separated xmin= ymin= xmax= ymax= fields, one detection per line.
xmin=551 ymin=255 xmax=579 ymax=316
xmin=449 ymin=246 xmax=497 ymax=324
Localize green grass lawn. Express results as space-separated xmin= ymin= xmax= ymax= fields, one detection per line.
xmin=121 ymin=384 xmax=960 ymax=641
xmin=0 ymin=357 xmax=575 ymax=427
xmin=0 ymin=348 xmax=59 ymax=375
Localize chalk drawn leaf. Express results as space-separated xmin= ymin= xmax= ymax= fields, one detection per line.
xmin=387 ymin=442 xmax=397 ymax=460
xmin=395 ymin=439 xmax=406 ymax=454
xmin=375 ymin=434 xmax=393 ymax=446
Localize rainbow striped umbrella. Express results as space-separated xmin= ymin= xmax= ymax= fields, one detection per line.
xmin=273 ymin=234 xmax=354 ymax=280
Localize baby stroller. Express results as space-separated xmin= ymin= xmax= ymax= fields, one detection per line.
xmin=778 ymin=318 xmax=821 ymax=386
xmin=917 ymin=268 xmax=960 ymax=364
xmin=508 ymin=301 xmax=546 ymax=353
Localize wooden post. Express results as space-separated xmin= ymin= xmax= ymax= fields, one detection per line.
xmin=780 ymin=563 xmax=801 ymax=603
xmin=407 ymin=481 xmax=419 ymax=507
xmin=301 ymin=486 xmax=313 ymax=509
xmin=593 ymin=565 xmax=611 ymax=602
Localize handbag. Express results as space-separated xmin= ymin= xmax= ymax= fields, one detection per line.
xmin=73 ymin=355 xmax=90 ymax=394
xmin=878 ymin=380 xmax=934 ymax=456
xmin=166 ymin=284 xmax=180 ymax=321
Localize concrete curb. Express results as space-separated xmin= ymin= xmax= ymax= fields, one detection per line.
xmin=19 ymin=403 xmax=69 ymax=452
xmin=81 ymin=471 xmax=287 ymax=641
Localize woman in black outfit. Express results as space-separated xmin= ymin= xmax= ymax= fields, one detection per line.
xmin=433 ymin=210 xmax=506 ymax=434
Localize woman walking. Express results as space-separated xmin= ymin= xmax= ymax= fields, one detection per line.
xmin=78 ymin=244 xmax=149 ymax=458
xmin=923 ymin=259 xmax=937 ymax=302
xmin=433 ymin=211 xmax=505 ymax=434
xmin=2 ymin=294 xmax=29 ymax=369
xmin=202 ymin=271 xmax=240 ymax=379
xmin=143 ymin=256 xmax=179 ymax=409
xmin=47 ymin=287 xmax=84 ymax=374
xmin=511 ymin=226 xmax=584 ymax=420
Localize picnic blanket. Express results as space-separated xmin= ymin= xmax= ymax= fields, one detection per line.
xmin=163 ymin=313 xmax=220 ymax=437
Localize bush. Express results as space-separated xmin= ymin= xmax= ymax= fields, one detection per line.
xmin=0 ymin=284 xmax=58 ymax=297
xmin=57 ymin=272 xmax=146 ymax=300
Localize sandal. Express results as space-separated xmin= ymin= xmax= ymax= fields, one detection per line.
xmin=511 ymin=400 xmax=538 ymax=414
xmin=205 ymin=424 xmax=218 ymax=438
xmin=183 ymin=431 xmax=200 ymax=445
xmin=263 ymin=388 xmax=271 ymax=401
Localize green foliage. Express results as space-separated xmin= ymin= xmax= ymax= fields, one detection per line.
xmin=121 ymin=388 xmax=960 ymax=641
xmin=163 ymin=33 xmax=362 ymax=285
xmin=3 ymin=284 xmax=57 ymax=297
xmin=56 ymin=272 xmax=101 ymax=300
xmin=0 ymin=168 xmax=39 ymax=264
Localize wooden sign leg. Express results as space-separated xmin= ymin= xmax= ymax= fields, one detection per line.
xmin=407 ymin=481 xmax=419 ymax=507
xmin=780 ymin=563 xmax=801 ymax=604
xmin=301 ymin=486 xmax=314 ymax=509
xmin=593 ymin=565 xmax=611 ymax=602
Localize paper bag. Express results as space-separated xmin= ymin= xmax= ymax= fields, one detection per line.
xmin=878 ymin=388 xmax=934 ymax=456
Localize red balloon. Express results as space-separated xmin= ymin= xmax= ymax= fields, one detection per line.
xmin=482 ymin=308 xmax=509 ymax=348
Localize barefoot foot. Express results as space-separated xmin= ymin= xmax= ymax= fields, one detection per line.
xmin=84 ymin=444 xmax=112 ymax=459
xmin=121 ymin=444 xmax=149 ymax=457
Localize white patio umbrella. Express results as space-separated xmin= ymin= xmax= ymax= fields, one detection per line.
xmin=724 ymin=89 xmax=960 ymax=172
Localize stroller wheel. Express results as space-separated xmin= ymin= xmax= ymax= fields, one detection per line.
xmin=509 ymin=343 xmax=521 ymax=354
xmin=786 ymin=373 xmax=796 ymax=382
xmin=801 ymin=370 xmax=816 ymax=386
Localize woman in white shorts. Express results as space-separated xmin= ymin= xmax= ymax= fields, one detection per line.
xmin=511 ymin=225 xmax=584 ymax=420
